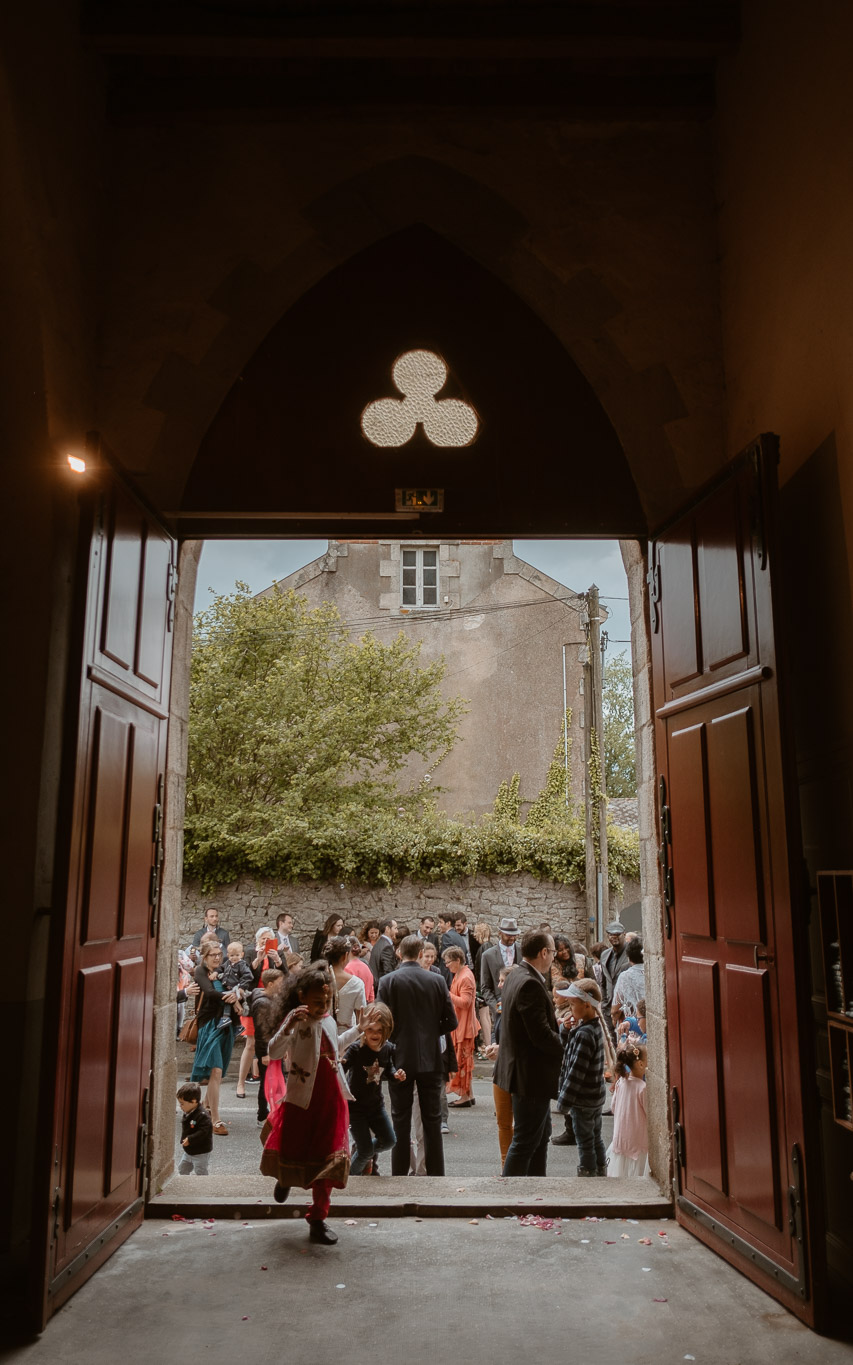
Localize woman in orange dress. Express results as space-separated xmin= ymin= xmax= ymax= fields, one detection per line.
xmin=443 ymin=946 xmax=479 ymax=1107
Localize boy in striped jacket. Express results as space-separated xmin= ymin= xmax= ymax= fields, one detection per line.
xmin=555 ymin=979 xmax=608 ymax=1176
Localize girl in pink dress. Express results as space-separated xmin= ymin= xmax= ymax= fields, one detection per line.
xmin=606 ymin=1040 xmax=649 ymax=1178
xmin=260 ymin=966 xmax=353 ymax=1243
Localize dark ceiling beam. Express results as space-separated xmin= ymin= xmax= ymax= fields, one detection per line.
xmin=83 ymin=1 xmax=740 ymax=50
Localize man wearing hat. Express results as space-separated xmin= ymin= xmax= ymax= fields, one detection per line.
xmin=599 ymin=921 xmax=630 ymax=1039
xmin=479 ymin=915 xmax=522 ymax=1024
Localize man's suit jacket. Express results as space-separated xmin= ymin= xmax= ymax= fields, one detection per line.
xmin=369 ymin=934 xmax=398 ymax=985
xmin=377 ymin=960 xmax=458 ymax=1074
xmin=599 ymin=945 xmax=629 ymax=1007
xmin=479 ymin=941 xmax=519 ymax=1011
xmin=493 ymin=961 xmax=564 ymax=1099
xmin=440 ymin=928 xmax=468 ymax=960
xmin=459 ymin=929 xmax=481 ymax=974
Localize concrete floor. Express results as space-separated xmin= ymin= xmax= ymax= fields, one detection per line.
xmin=7 ymin=1216 xmax=853 ymax=1364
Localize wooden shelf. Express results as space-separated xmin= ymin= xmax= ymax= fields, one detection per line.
xmin=817 ymin=872 xmax=853 ymax=1023
xmin=828 ymin=1022 xmax=853 ymax=1131
xmin=817 ymin=873 xmax=853 ymax=1129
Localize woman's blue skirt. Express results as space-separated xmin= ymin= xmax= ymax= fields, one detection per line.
xmin=191 ymin=1017 xmax=236 ymax=1082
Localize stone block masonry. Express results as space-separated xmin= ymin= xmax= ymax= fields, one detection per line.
xmin=180 ymin=873 xmax=640 ymax=950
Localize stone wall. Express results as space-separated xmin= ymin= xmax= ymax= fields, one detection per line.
xmin=180 ymin=873 xmax=641 ymax=952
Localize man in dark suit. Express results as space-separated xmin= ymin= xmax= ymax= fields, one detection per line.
xmin=480 ymin=915 xmax=522 ymax=1022
xmin=494 ymin=929 xmax=563 ymax=1177
xmin=368 ymin=916 xmax=398 ymax=985
xmin=190 ymin=905 xmax=230 ymax=953
xmin=436 ymin=911 xmax=467 ymax=959
xmin=453 ymin=911 xmax=480 ymax=973
xmin=275 ymin=912 xmax=299 ymax=958
xmin=417 ymin=914 xmax=441 ymax=953
xmin=377 ymin=935 xmax=458 ymax=1175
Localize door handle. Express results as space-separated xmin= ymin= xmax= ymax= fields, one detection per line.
xmin=753 ymin=945 xmax=774 ymax=969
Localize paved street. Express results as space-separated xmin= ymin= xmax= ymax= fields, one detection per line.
xmin=175 ymin=1045 xmax=615 ymax=1181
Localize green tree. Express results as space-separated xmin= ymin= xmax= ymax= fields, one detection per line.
xmin=185 ymin=585 xmax=467 ymax=883
xmin=602 ymin=650 xmax=637 ymax=797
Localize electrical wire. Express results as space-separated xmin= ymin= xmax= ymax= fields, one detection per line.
xmin=193 ymin=588 xmax=588 ymax=642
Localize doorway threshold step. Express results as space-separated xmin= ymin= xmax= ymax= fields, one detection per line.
xmin=147 ymin=1173 xmax=670 ymax=1220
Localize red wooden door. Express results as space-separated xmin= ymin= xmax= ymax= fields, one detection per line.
xmin=650 ymin=438 xmax=820 ymax=1324
xmin=47 ymin=477 xmax=175 ymax=1317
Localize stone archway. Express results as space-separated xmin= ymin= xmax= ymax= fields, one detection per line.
xmin=144 ymin=154 xmax=671 ymax=1203
xmin=140 ymin=155 xmax=691 ymax=527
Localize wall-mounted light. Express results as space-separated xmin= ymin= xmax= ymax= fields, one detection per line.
xmin=67 ymin=454 xmax=86 ymax=474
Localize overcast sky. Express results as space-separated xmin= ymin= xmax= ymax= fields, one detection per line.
xmin=194 ymin=537 xmax=633 ymax=656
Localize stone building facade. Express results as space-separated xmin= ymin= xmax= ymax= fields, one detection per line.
xmin=265 ymin=539 xmax=592 ymax=818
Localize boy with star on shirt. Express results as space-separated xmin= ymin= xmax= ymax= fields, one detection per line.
xmin=342 ymin=1002 xmax=405 ymax=1175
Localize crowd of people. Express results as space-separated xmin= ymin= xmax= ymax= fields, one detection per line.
xmin=175 ymin=904 xmax=649 ymax=1244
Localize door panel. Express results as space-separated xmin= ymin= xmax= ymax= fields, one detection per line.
xmin=679 ymin=957 xmax=726 ymax=1192
xmin=660 ymin=534 xmax=701 ymax=686
xmin=696 ymin=483 xmax=749 ymax=670
xmin=707 ymin=708 xmax=764 ymax=946
xmin=109 ymin=956 xmax=147 ymax=1191
xmin=651 ymin=438 xmax=818 ymax=1323
xmin=68 ymin=965 xmax=113 ymax=1223
xmin=669 ymin=724 xmax=712 ymax=937
xmin=48 ymin=479 xmax=174 ymax=1319
xmin=83 ymin=709 xmax=130 ymax=943
xmin=723 ymin=965 xmax=779 ymax=1228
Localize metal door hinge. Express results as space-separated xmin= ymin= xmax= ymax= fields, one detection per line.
xmin=51 ymin=1186 xmax=62 ymax=1242
xmin=137 ymin=1087 xmax=150 ymax=1171
xmin=647 ymin=552 xmax=661 ymax=634
xmin=149 ymin=774 xmax=164 ymax=938
xmin=658 ymin=775 xmax=674 ymax=938
xmin=166 ymin=560 xmax=177 ymax=632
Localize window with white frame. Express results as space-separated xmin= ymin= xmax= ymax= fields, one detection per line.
xmin=401 ymin=548 xmax=439 ymax=607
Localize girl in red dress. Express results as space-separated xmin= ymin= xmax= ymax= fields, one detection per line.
xmin=260 ymin=966 xmax=353 ymax=1244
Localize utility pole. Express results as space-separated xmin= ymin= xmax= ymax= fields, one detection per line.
xmin=582 ymin=648 xmax=597 ymax=939
xmin=587 ymin=584 xmax=609 ymax=939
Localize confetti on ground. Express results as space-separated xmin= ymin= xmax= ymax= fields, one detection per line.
xmin=344 ymin=1220 xmax=358 ymax=1226
xmin=583 ymin=1216 xmax=604 ymax=1222
xmin=242 ymin=1317 xmax=249 ymax=1321
xmin=368 ymin=1222 xmax=378 ymax=1227
xmin=657 ymin=1231 xmax=668 ymax=1237
xmin=485 ymin=1214 xmax=494 ymax=1220
xmin=171 ymin=1214 xmax=194 ymax=1223
xmin=604 ymin=1241 xmax=617 ymax=1245
xmin=518 ymin=1214 xmax=562 ymax=1233
xmin=638 ymin=1238 xmax=653 ymax=1245
xmin=653 ymin=1299 xmax=668 ymax=1303
xmin=685 ymin=1357 xmax=696 ymax=1361
xmin=642 ymin=1268 xmax=651 ymax=1272
xmin=621 ymin=1234 xmax=631 ymax=1240
xmin=336 ymin=1284 xmax=346 ymax=1290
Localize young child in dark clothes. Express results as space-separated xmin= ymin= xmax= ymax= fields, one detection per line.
xmin=217 ymin=942 xmax=256 ymax=1031
xmin=177 ymin=1082 xmax=213 ymax=1175
xmin=554 ymin=978 xmax=608 ymax=1177
xmin=342 ymin=1002 xmax=406 ymax=1175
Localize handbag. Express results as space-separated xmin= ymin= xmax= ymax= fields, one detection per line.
xmin=179 ymin=1010 xmax=199 ymax=1046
